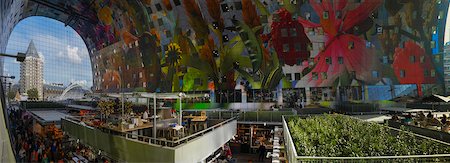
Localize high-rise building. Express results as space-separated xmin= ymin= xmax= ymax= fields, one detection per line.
xmin=19 ymin=40 xmax=44 ymax=100
xmin=444 ymin=42 xmax=450 ymax=94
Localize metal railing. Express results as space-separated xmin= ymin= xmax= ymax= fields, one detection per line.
xmin=282 ymin=115 xmax=450 ymax=162
xmin=63 ymin=114 xmax=238 ymax=148
xmin=239 ymin=110 xmax=295 ymax=123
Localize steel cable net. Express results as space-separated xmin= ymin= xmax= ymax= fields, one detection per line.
xmin=4 ymin=16 xmax=93 ymax=100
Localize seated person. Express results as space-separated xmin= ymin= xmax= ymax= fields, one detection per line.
xmin=403 ymin=113 xmax=413 ymax=124
xmin=441 ymin=114 xmax=448 ymax=125
xmin=427 ymin=111 xmax=434 ymax=119
xmin=417 ymin=111 xmax=426 ymax=121
xmin=391 ymin=114 xmax=400 ymax=121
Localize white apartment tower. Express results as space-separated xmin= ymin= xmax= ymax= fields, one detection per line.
xmin=19 ymin=40 xmax=44 ymax=100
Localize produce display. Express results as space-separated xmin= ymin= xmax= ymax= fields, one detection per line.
xmin=288 ymin=114 xmax=450 ymax=157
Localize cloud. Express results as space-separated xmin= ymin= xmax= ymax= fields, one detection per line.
xmin=66 ymin=45 xmax=82 ymax=64
xmin=38 ymin=52 xmax=45 ymax=63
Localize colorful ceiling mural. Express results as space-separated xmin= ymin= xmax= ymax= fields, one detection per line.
xmin=3 ymin=0 xmax=450 ymax=94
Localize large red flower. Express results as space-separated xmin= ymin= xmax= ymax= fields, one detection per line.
xmin=393 ymin=41 xmax=436 ymax=96
xmin=296 ymin=0 xmax=383 ymax=87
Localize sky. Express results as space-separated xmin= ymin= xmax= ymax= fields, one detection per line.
xmin=4 ymin=16 xmax=93 ymax=87
xmin=446 ymin=6 xmax=450 ymax=44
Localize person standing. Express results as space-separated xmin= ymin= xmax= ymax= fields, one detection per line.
xmin=258 ymin=144 xmax=266 ymax=161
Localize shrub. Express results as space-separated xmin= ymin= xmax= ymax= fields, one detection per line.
xmin=288 ymin=114 xmax=450 ymax=157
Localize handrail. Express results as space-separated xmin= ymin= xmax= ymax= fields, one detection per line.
xmin=64 ymin=115 xmax=238 ymax=148
xmin=294 ymin=154 xmax=450 ymax=160
xmin=282 ymin=115 xmax=450 ymax=161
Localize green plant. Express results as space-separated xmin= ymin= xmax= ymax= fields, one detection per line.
xmin=98 ymin=101 xmax=115 ymax=118
xmin=288 ymin=114 xmax=450 ymax=157
xmin=27 ymin=88 xmax=39 ymax=99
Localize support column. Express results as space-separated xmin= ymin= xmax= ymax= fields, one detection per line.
xmin=305 ymin=87 xmax=311 ymax=105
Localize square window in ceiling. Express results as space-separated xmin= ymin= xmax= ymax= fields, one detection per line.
xmin=222 ymin=35 xmax=229 ymax=42
xmin=234 ymin=2 xmax=242 ymax=10
xmin=431 ymin=41 xmax=436 ymax=48
xmin=281 ymin=28 xmax=289 ymax=37
xmin=290 ymin=28 xmax=297 ymax=37
xmin=348 ymin=41 xmax=354 ymax=49
xmin=400 ymin=70 xmax=406 ymax=78
xmin=296 ymin=59 xmax=303 ymax=66
xmin=326 ymin=57 xmax=332 ymax=65
xmin=166 ymin=31 xmax=172 ymax=38
xmin=155 ymin=3 xmax=163 ymax=11
xmin=312 ymin=72 xmax=318 ymax=80
xmin=321 ymin=72 xmax=327 ymax=79
xmin=158 ymin=18 xmax=164 ymax=26
xmin=174 ymin=0 xmax=181 ymax=6
xmin=372 ymin=71 xmax=379 ymax=78
xmin=294 ymin=43 xmax=301 ymax=52
xmin=283 ymin=44 xmax=290 ymax=52
xmin=323 ymin=11 xmax=329 ymax=19
xmin=286 ymin=73 xmax=292 ymax=81
xmin=409 ymin=55 xmax=415 ymax=63
xmin=221 ymin=4 xmax=230 ymax=12
xmin=295 ymin=73 xmax=302 ymax=80
xmin=260 ymin=15 xmax=268 ymax=23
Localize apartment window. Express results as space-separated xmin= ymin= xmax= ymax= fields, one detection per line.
xmin=155 ymin=3 xmax=162 ymax=11
xmin=326 ymin=57 xmax=332 ymax=65
xmin=323 ymin=11 xmax=329 ymax=19
xmin=290 ymin=28 xmax=297 ymax=37
xmin=382 ymin=56 xmax=388 ymax=64
xmin=126 ymin=65 xmax=129 ymax=70
xmin=336 ymin=10 xmax=342 ymax=19
xmin=338 ymin=57 xmax=344 ymax=64
xmin=158 ymin=18 xmax=164 ymax=26
xmin=143 ymin=82 xmax=147 ymax=87
xmin=372 ymin=71 xmax=379 ymax=78
xmin=431 ymin=69 xmax=436 ymax=77
xmin=281 ymin=28 xmax=288 ymax=37
xmin=295 ymin=73 xmax=301 ymax=80
xmin=286 ymin=73 xmax=292 ymax=81
xmin=294 ymin=43 xmax=301 ymax=52
xmin=174 ymin=0 xmax=181 ymax=6
xmin=321 ymin=72 xmax=327 ymax=79
xmin=283 ymin=44 xmax=290 ymax=52
xmin=221 ymin=4 xmax=230 ymax=12
xmin=348 ymin=41 xmax=354 ymax=49
xmin=234 ymin=2 xmax=242 ymax=10
xmin=194 ymin=78 xmax=202 ymax=86
xmin=296 ymin=59 xmax=303 ymax=66
xmin=424 ymin=69 xmax=429 ymax=77
xmin=351 ymin=71 xmax=356 ymax=78
xmin=139 ymin=72 xmax=143 ymax=78
xmin=435 ymin=55 xmax=441 ymax=63
xmin=312 ymin=72 xmax=318 ymax=80
xmin=409 ymin=55 xmax=418 ymax=63
xmin=400 ymin=70 xmax=406 ymax=78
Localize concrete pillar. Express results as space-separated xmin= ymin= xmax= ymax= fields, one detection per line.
xmin=305 ymin=87 xmax=311 ymax=105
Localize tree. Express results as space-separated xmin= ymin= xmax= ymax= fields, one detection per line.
xmin=7 ymin=91 xmax=15 ymax=100
xmin=27 ymin=88 xmax=39 ymax=100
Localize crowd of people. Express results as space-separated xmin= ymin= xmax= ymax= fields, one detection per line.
xmin=392 ymin=111 xmax=450 ymax=132
xmin=9 ymin=108 xmax=65 ymax=162
xmin=7 ymin=106 xmax=113 ymax=163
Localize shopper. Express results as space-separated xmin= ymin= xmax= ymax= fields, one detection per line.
xmin=442 ymin=114 xmax=448 ymax=125
xmin=427 ymin=111 xmax=434 ymax=119
xmin=258 ymin=144 xmax=266 ymax=161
